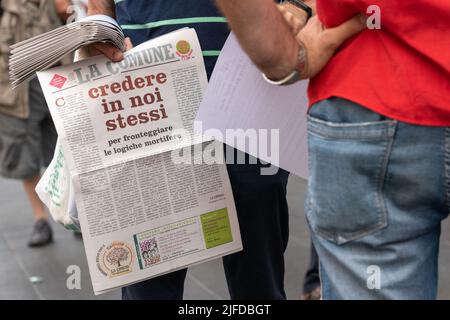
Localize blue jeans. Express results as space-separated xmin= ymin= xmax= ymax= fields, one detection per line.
xmin=306 ymin=98 xmax=450 ymax=299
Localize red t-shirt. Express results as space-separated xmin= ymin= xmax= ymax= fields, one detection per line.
xmin=309 ymin=0 xmax=450 ymax=126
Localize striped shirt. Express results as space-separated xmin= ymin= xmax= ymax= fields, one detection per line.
xmin=114 ymin=0 xmax=229 ymax=78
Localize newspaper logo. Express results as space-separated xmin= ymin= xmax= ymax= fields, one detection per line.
xmin=96 ymin=241 xmax=133 ymax=278
xmin=49 ymin=74 xmax=67 ymax=89
xmin=175 ymin=40 xmax=193 ymax=60
xmin=135 ymin=236 xmax=161 ymax=269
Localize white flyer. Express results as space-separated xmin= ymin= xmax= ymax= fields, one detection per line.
xmin=196 ymin=33 xmax=309 ymax=179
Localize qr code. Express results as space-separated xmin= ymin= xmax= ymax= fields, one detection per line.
xmin=139 ymin=237 xmax=161 ymax=267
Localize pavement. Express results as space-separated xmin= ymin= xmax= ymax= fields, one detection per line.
xmin=1 ymin=175 xmax=450 ymax=300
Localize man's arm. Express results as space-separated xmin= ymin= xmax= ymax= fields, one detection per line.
xmin=216 ymin=0 xmax=300 ymax=81
xmin=81 ymin=0 xmax=130 ymax=61
xmin=216 ymin=0 xmax=365 ymax=81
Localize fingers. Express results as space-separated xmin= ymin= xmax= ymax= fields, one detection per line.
xmin=281 ymin=2 xmax=309 ymax=22
xmin=87 ymin=38 xmax=133 ymax=62
xmin=295 ymin=15 xmax=323 ymax=45
xmin=78 ymin=37 xmax=133 ymax=62
xmin=357 ymin=13 xmax=369 ymax=27
xmin=303 ymin=0 xmax=316 ymax=15
xmin=278 ymin=3 xmax=307 ymax=35
xmin=92 ymin=42 xmax=124 ymax=62
xmin=323 ymin=14 xmax=366 ymax=48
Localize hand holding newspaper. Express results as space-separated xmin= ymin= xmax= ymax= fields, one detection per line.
xmin=35 ymin=28 xmax=242 ymax=294
xmin=9 ymin=15 xmax=125 ymax=88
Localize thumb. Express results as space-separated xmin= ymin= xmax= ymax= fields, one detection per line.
xmin=93 ymin=42 xmax=124 ymax=62
xmin=124 ymin=37 xmax=134 ymax=51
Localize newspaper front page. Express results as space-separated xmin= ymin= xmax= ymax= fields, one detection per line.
xmin=36 ymin=29 xmax=242 ymax=294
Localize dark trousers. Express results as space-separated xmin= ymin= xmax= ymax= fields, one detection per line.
xmin=123 ymin=152 xmax=290 ymax=300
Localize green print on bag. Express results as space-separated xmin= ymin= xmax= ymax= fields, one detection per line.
xmin=45 ymin=146 xmax=66 ymax=207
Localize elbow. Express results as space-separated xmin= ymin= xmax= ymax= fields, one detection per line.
xmin=254 ymin=49 xmax=294 ymax=77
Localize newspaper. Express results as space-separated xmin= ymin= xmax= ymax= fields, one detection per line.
xmin=10 ymin=14 xmax=125 ymax=88
xmin=36 ymin=28 xmax=242 ymax=294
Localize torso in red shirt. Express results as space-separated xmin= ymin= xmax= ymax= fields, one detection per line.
xmin=309 ymin=0 xmax=450 ymax=126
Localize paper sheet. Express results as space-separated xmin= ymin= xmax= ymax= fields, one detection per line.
xmin=196 ymin=33 xmax=309 ymax=179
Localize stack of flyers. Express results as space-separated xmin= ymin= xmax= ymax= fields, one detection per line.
xmin=9 ymin=14 xmax=125 ymax=88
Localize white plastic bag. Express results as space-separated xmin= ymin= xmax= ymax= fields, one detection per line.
xmin=36 ymin=139 xmax=80 ymax=231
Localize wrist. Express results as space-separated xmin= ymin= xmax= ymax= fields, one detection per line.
xmin=87 ymin=1 xmax=115 ymax=18
xmin=263 ymin=65 xmax=296 ymax=82
xmin=263 ymin=41 xmax=307 ymax=85
xmin=263 ymin=42 xmax=301 ymax=80
xmin=87 ymin=9 xmax=115 ymax=18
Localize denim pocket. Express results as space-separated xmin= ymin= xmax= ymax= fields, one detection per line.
xmin=305 ymin=102 xmax=397 ymax=245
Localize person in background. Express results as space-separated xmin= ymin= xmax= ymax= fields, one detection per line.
xmin=0 ymin=0 xmax=67 ymax=247
xmin=217 ymin=0 xmax=450 ymax=299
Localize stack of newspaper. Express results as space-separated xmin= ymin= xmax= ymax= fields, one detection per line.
xmin=9 ymin=15 xmax=125 ymax=88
